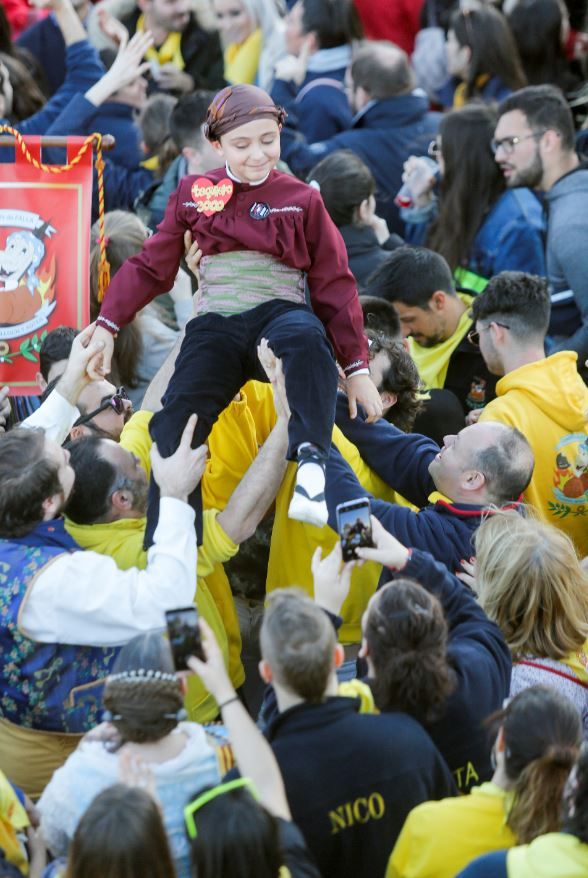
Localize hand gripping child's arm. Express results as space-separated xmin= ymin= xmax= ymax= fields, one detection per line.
xmin=87 ymin=185 xmax=188 ymax=378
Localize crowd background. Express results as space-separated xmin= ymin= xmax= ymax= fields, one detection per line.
xmin=1 ymin=0 xmax=588 ymax=876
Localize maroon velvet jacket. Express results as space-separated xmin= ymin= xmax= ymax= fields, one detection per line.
xmin=97 ymin=168 xmax=369 ymax=374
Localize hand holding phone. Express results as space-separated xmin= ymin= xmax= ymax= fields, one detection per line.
xmin=165 ymin=606 xmax=205 ymax=670
xmin=336 ymin=497 xmax=374 ymax=561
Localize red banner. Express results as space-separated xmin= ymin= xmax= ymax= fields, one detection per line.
xmin=0 ymin=137 xmax=93 ymax=394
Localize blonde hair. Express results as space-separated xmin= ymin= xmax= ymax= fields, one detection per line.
xmin=475 ymin=511 xmax=588 ymax=659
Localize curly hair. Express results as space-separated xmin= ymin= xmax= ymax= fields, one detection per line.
xmin=367 ymin=330 xmax=423 ymax=432
xmin=365 ymin=579 xmax=456 ymax=722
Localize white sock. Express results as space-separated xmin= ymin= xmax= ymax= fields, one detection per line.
xmin=288 ymin=444 xmax=328 ymax=528
xmin=295 ymin=458 xmax=326 ymax=499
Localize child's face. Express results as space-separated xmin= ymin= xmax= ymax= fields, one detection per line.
xmin=212 ymin=118 xmax=281 ymax=184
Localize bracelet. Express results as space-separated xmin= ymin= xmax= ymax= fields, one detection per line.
xmin=218 ymin=695 xmax=240 ymax=711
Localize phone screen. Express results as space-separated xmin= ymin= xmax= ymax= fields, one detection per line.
xmin=165 ymin=606 xmax=204 ymax=670
xmin=336 ymin=498 xmax=373 ymax=561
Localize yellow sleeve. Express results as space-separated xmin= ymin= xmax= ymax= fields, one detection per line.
xmin=387 ymin=812 xmax=417 ymax=878
xmin=199 ymin=510 xmax=239 ymax=580
xmin=202 ymin=392 xmax=260 ymax=512
xmin=120 ymin=410 xmax=154 ymax=477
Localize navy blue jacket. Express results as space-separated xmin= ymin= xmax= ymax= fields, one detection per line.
xmin=339 ymin=224 xmax=403 ymax=289
xmin=17 ymin=13 xmax=68 ymax=96
xmin=267 ymin=696 xmax=456 ymax=878
xmin=388 ymin=549 xmax=511 ymax=791
xmin=0 ymin=39 xmax=103 ymax=146
xmin=280 ymin=93 xmax=441 ymax=234
xmin=272 ymin=62 xmax=351 ymax=143
xmin=329 ymin=399 xmax=520 ymax=576
xmin=91 ymin=102 xmax=143 ymax=171
xmin=44 ymin=93 xmax=153 ymax=218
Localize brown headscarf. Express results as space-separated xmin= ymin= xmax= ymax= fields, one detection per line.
xmin=203 ymin=84 xmax=286 ymax=142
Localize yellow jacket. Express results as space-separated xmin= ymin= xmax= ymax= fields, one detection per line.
xmin=479 ymin=352 xmax=588 ymax=555
xmin=387 ymin=782 xmax=516 ymax=878
xmin=506 ymin=833 xmax=588 ymax=878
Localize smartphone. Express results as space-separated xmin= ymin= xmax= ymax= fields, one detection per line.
xmin=336 ymin=497 xmax=373 ymax=562
xmin=165 ymin=606 xmax=205 ymax=670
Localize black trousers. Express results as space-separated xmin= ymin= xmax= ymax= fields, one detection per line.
xmin=145 ymin=299 xmax=339 ymax=546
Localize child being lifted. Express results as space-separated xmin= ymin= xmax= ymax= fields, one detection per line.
xmin=88 ymin=84 xmax=382 ymax=542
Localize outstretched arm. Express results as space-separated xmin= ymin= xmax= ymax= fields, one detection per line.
xmin=216 ymin=372 xmax=289 ymax=545
xmin=188 ymin=619 xmax=292 ymax=821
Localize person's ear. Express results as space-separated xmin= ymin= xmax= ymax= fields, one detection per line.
xmin=495 ymin=725 xmax=506 ymax=753
xmin=69 ymin=425 xmax=89 ymax=442
xmin=461 ymin=469 xmax=486 ymax=494
xmin=36 ymin=371 xmax=47 ymax=392
xmin=357 ymin=198 xmax=372 ymax=224
xmin=430 ymin=290 xmax=447 ymax=311
xmin=258 ymin=658 xmax=273 ymax=684
xmin=334 ymin=643 xmax=344 ymax=670
xmin=41 ymin=492 xmax=63 ymax=520
xmin=380 ymin=391 xmax=397 ymax=410
xmin=540 ymin=129 xmax=560 ymax=155
xmin=111 ymin=489 xmax=133 ymax=514
xmin=178 ymin=676 xmax=188 ymax=696
xmin=210 ymin=139 xmax=224 ymax=159
xmin=358 ymin=636 xmax=369 ymax=660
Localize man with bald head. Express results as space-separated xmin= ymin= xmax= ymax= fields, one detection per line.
xmin=326 ymin=403 xmax=534 ymax=577
xmin=280 ymin=39 xmax=441 ymax=233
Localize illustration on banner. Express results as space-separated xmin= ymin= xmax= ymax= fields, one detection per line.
xmin=0 ymin=209 xmax=56 ymax=340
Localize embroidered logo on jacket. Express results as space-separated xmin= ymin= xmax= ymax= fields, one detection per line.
xmin=249 ymin=202 xmax=271 ymax=220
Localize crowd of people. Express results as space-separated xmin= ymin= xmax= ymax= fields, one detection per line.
xmin=0 ymin=0 xmax=588 ymax=875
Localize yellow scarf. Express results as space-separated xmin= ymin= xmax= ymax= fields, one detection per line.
xmin=453 ymin=74 xmax=491 ymax=108
xmin=137 ymin=13 xmax=184 ymax=70
xmin=409 ymin=293 xmax=473 ymax=391
xmin=224 ymin=27 xmax=262 ymax=85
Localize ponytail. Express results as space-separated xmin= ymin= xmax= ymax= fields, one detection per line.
xmin=508 ymin=744 xmax=578 ymax=842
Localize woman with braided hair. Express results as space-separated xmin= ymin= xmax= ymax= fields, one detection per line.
xmin=37 ymin=632 xmax=220 ymax=878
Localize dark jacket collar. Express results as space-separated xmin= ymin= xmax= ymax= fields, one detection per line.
xmin=352 ymin=92 xmax=432 ymax=129
xmin=433 ymin=498 xmax=523 ymax=517
xmin=266 ymin=696 xmax=360 ymax=742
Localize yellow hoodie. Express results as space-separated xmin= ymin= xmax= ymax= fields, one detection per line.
xmin=479 ymin=352 xmax=588 ymax=556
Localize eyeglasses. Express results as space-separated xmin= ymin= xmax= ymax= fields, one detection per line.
xmin=467 ymin=322 xmax=510 ymax=347
xmin=74 ymin=387 xmax=129 ymax=427
xmin=184 ymin=778 xmax=259 ymax=839
xmin=427 ymin=140 xmax=441 ymax=159
xmin=490 ymin=131 xmax=545 ymax=156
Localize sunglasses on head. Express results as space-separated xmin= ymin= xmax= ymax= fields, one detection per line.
xmin=74 ymin=387 xmax=129 ymax=427
xmin=184 ymin=778 xmax=259 ymax=840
